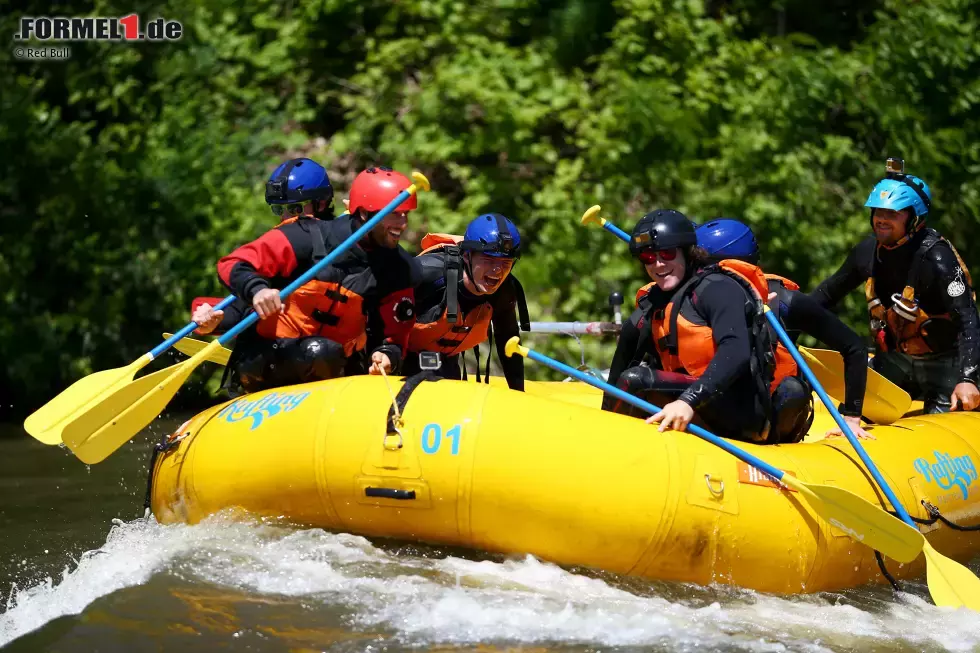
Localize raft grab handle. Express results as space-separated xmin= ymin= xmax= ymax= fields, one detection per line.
xmin=365 ymin=487 xmax=417 ymax=500
xmin=705 ymin=474 xmax=725 ymax=497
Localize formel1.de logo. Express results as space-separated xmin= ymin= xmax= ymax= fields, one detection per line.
xmin=14 ymin=15 xmax=183 ymax=42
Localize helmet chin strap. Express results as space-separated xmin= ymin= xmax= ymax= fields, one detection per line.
xmin=462 ymin=252 xmax=478 ymax=292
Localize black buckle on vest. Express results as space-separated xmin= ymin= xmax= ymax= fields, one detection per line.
xmin=312 ymin=309 xmax=340 ymax=326
xmin=324 ymin=289 xmax=348 ymax=303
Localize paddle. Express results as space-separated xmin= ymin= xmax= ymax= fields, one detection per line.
xmin=164 ymin=333 xmax=232 ymax=366
xmin=504 ymin=335 xmax=922 ymax=565
xmin=23 ymin=295 xmax=240 ymax=446
xmin=581 ymin=205 xmax=631 ymax=242
xmin=763 ymin=307 xmax=980 ymax=610
xmin=799 ymin=347 xmax=911 ymax=424
xmin=578 ymin=206 xmax=911 ymax=424
xmin=24 ymin=212 xmax=355 ymax=445
xmin=61 ymin=172 xmax=431 ymax=465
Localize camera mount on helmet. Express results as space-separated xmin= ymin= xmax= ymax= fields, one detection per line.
xmin=882 ymin=156 xmax=931 ymax=215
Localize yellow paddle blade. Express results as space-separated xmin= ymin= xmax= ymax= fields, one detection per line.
xmin=581 ymin=205 xmax=603 ymax=226
xmin=923 ymin=541 xmax=980 ymax=610
xmin=61 ymin=363 xmax=190 ymax=464
xmin=163 ymin=333 xmax=231 ymax=366
xmin=63 ymin=339 xmax=227 ymax=464
xmin=778 ymin=474 xmax=922 ymax=563
xmin=22 ymin=354 xmax=153 ymax=445
xmin=801 ymin=347 xmax=912 ymax=424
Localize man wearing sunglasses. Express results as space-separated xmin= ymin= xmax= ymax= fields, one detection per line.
xmin=601 ymin=209 xmax=811 ymax=444
xmin=195 ymin=161 xmax=422 ymax=394
xmin=810 ymin=159 xmax=980 ymax=414
xmin=402 ymin=213 xmax=530 ymax=389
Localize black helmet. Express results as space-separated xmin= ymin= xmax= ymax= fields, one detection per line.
xmin=629 ymin=209 xmax=697 ymax=256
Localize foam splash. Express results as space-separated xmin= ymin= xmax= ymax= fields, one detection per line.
xmin=2 ymin=517 xmax=980 ymax=651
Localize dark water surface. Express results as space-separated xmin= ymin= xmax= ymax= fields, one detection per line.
xmin=3 ymin=418 xmax=980 ymax=653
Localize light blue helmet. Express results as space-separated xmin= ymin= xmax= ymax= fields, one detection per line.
xmin=864 ymin=176 xmax=931 ymax=218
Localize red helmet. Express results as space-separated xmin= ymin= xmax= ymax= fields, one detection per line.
xmin=347 ymin=166 xmax=418 ymax=214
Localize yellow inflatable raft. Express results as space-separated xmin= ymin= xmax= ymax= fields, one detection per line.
xmin=150 ymin=376 xmax=980 ymax=595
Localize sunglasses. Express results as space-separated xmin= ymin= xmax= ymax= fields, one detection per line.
xmin=271 ymin=203 xmax=305 ymax=217
xmin=638 ymin=248 xmax=678 ymax=264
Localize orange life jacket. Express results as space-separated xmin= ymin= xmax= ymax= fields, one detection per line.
xmin=650 ymin=260 xmax=798 ymax=392
xmin=420 ymin=232 xmax=462 ymax=255
xmin=765 ymin=274 xmax=799 ymax=293
xmin=635 ymin=282 xmax=656 ymax=307
xmin=254 ymin=217 xmax=368 ymax=356
xmin=407 ymin=233 xmax=495 ymax=355
xmin=257 ymin=282 xmax=367 ymax=355
xmin=865 ymin=231 xmax=974 ymax=356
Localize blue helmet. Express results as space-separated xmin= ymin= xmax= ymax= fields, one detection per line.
xmin=462 ymin=213 xmax=521 ymax=258
xmin=265 ymin=158 xmax=334 ymax=206
xmin=696 ymin=218 xmax=759 ymax=264
xmin=864 ymin=176 xmax=931 ymax=218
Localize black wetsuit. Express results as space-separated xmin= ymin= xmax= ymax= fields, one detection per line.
xmin=603 ymin=274 xmax=811 ymax=443
xmin=402 ymin=252 xmax=524 ymax=390
xmin=811 ymin=229 xmax=980 ymax=413
xmin=769 ymin=280 xmax=867 ymax=418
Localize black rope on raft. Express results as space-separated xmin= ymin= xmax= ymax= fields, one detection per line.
xmin=921 ymin=500 xmax=980 ymax=532
xmin=874 ymin=499 xmax=980 ymax=595
xmin=885 ymin=501 xmax=980 ymax=531
xmin=875 ymin=550 xmax=902 ymax=592
xmin=142 ymin=433 xmax=185 ymax=516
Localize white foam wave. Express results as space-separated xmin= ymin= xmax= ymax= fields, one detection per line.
xmin=3 ymin=516 xmax=980 ymax=652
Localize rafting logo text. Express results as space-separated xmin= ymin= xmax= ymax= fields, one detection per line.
xmin=913 ymin=451 xmax=978 ymax=500
xmin=217 ymin=390 xmax=311 ymax=430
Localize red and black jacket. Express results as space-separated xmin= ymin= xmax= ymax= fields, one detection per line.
xmin=216 ymin=215 xmax=421 ymax=365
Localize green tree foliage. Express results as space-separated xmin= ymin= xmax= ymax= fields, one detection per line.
xmin=2 ymin=0 xmax=979 ymax=420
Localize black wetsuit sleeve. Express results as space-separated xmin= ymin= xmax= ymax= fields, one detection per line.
xmin=602 ymin=302 xmax=660 ymax=412
xmin=921 ymin=245 xmax=980 ymax=383
xmin=212 ymin=299 xmax=250 ymax=335
xmin=782 ymin=291 xmax=867 ymax=416
xmin=490 ymin=289 xmax=524 ymax=391
xmin=809 ymin=238 xmax=875 ymax=309
xmin=605 ymin=307 xmax=645 ymax=389
xmin=678 ymin=279 xmax=752 ymax=409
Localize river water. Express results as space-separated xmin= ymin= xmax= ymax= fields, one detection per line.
xmin=3 ymin=417 xmax=980 ymax=652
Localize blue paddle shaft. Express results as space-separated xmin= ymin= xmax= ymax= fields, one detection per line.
xmin=762 ymin=310 xmax=914 ymax=525
xmin=217 ymin=191 xmax=414 ymax=346
xmin=603 ymin=221 xmax=631 ymax=243
xmin=523 ymin=348 xmax=789 ymax=482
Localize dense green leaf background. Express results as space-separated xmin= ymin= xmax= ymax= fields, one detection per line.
xmin=3 ymin=0 xmax=979 ymax=421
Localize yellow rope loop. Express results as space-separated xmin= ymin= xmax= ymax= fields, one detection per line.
xmin=378 ymin=364 xmax=405 ymax=445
